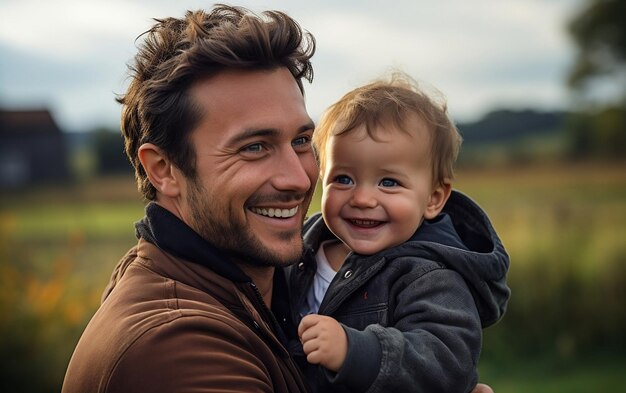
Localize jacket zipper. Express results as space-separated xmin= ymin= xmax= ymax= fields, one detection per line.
xmin=248 ymin=282 xmax=308 ymax=391
xmin=248 ymin=282 xmax=291 ymax=356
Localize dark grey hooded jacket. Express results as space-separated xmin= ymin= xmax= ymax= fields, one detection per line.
xmin=287 ymin=191 xmax=510 ymax=393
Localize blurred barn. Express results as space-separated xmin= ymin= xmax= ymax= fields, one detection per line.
xmin=0 ymin=109 xmax=69 ymax=188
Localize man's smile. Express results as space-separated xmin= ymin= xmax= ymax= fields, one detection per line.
xmin=250 ymin=206 xmax=299 ymax=218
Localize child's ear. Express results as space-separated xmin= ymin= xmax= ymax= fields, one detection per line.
xmin=424 ymin=181 xmax=452 ymax=220
xmin=138 ymin=143 xmax=181 ymax=198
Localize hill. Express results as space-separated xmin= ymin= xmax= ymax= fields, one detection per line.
xmin=457 ymin=108 xmax=567 ymax=145
xmin=455 ymin=108 xmax=569 ymax=165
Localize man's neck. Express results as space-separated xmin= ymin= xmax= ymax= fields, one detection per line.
xmin=239 ymin=265 xmax=275 ymax=306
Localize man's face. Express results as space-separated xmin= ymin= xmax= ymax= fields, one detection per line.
xmin=181 ymin=68 xmax=317 ymax=268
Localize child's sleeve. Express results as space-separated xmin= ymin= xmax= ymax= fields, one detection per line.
xmin=324 ymin=267 xmax=481 ymax=393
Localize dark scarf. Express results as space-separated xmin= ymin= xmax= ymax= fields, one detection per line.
xmin=135 ymin=202 xmax=250 ymax=282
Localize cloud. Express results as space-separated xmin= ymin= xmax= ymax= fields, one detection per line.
xmin=0 ymin=0 xmax=585 ymax=130
xmin=301 ymin=0 xmax=583 ymax=120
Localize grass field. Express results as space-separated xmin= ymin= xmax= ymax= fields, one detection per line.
xmin=1 ymin=163 xmax=625 ymax=392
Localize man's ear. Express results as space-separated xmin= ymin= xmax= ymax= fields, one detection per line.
xmin=424 ymin=180 xmax=452 ymax=220
xmin=138 ymin=143 xmax=181 ymax=198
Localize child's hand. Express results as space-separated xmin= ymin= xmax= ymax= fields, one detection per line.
xmin=298 ymin=314 xmax=347 ymax=372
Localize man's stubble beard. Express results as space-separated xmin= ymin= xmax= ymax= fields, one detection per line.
xmin=187 ymin=178 xmax=306 ymax=268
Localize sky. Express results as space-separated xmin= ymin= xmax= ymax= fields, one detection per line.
xmin=0 ymin=0 xmax=585 ymax=132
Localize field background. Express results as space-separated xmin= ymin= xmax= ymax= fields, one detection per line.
xmin=1 ymin=163 xmax=625 ymax=392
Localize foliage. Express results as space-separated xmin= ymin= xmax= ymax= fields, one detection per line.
xmin=0 ymin=177 xmax=143 ymax=392
xmin=0 ymin=233 xmax=99 ymax=392
xmin=92 ymin=128 xmax=133 ymax=175
xmin=565 ymin=0 xmax=626 ymax=160
xmin=567 ymin=0 xmax=626 ymax=90
xmin=452 ymin=109 xmax=569 ymax=167
xmin=455 ymin=164 xmax=626 ymax=362
xmin=458 ymin=109 xmax=566 ymax=145
xmin=565 ymin=105 xmax=626 ymax=160
xmin=479 ymin=354 xmax=626 ymax=393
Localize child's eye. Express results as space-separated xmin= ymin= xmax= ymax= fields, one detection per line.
xmin=379 ymin=178 xmax=398 ymax=187
xmin=334 ymin=175 xmax=354 ymax=185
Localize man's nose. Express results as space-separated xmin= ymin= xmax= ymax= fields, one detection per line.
xmin=271 ymin=147 xmax=313 ymax=193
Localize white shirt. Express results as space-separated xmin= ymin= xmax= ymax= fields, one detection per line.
xmin=299 ymin=240 xmax=339 ymax=316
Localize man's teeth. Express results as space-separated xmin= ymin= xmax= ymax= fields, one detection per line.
xmin=251 ymin=206 xmax=298 ymax=218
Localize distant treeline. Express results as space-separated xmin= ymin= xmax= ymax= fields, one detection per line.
xmin=457 ymin=106 xmax=626 ymax=163
xmin=458 ymin=109 xmax=566 ymax=145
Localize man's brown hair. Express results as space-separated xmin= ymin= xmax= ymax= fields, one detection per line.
xmin=313 ymin=72 xmax=461 ymax=187
xmin=118 ymin=4 xmax=315 ymax=200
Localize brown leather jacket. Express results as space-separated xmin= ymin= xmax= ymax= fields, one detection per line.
xmin=62 ymin=238 xmax=307 ymax=392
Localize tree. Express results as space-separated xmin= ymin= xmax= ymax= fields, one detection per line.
xmin=568 ymin=0 xmax=626 ymax=91
xmin=93 ymin=128 xmax=133 ymax=175
xmin=566 ymin=0 xmax=626 ymax=160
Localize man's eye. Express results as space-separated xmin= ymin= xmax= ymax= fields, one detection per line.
xmin=334 ymin=175 xmax=353 ymax=185
xmin=292 ymin=136 xmax=312 ymax=148
xmin=242 ymin=143 xmax=263 ymax=153
xmin=379 ymin=178 xmax=398 ymax=187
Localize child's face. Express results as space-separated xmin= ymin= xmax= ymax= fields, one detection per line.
xmin=321 ymin=120 xmax=438 ymax=255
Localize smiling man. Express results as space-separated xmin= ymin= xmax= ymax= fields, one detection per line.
xmin=62 ymin=6 xmax=315 ymax=393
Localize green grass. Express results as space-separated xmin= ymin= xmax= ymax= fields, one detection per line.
xmin=479 ymin=355 xmax=626 ymax=393
xmin=4 ymin=202 xmax=144 ymax=239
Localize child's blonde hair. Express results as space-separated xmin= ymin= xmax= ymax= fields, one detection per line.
xmin=313 ymin=72 xmax=462 ymax=186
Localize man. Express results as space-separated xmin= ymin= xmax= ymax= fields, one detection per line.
xmin=63 ymin=6 xmax=315 ymax=392
xmin=62 ymin=5 xmax=494 ymax=392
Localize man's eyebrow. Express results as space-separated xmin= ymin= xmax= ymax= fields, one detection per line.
xmin=228 ymin=122 xmax=315 ymax=145
xmin=300 ymin=121 xmax=316 ymax=132
xmin=228 ymin=128 xmax=278 ymax=145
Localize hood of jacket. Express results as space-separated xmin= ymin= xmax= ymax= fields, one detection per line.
xmin=303 ymin=190 xmax=510 ymax=327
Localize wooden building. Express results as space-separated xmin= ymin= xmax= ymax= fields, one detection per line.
xmin=0 ymin=109 xmax=69 ymax=188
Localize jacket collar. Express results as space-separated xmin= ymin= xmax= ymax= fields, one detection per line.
xmin=135 ymin=202 xmax=251 ymax=283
